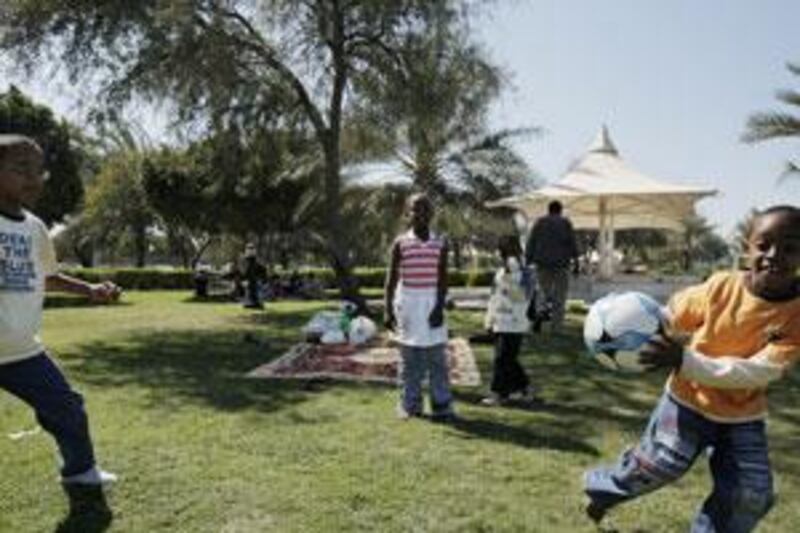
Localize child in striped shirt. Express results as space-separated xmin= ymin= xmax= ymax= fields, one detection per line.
xmin=384 ymin=193 xmax=454 ymax=421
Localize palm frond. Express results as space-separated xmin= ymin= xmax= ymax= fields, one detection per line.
xmin=741 ymin=112 xmax=800 ymax=143
xmin=463 ymin=127 xmax=544 ymax=152
xmin=778 ymin=160 xmax=800 ymax=184
xmin=776 ymin=89 xmax=800 ymax=108
xmin=786 ymin=62 xmax=800 ymax=77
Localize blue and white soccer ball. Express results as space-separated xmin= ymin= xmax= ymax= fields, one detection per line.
xmin=583 ymin=292 xmax=666 ymax=373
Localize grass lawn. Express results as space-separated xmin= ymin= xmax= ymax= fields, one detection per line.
xmin=2 ymin=291 xmax=800 ymax=532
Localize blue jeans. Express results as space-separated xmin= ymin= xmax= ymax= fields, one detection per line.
xmin=399 ymin=344 xmax=453 ymax=416
xmin=585 ymin=393 xmax=774 ymax=532
xmin=0 ymin=353 xmax=96 ymax=477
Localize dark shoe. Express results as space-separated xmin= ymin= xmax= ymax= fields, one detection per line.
xmin=584 ymin=496 xmax=607 ymax=524
xmin=431 ymin=411 xmax=458 ymax=423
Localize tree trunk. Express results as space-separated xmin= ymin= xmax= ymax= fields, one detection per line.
xmin=190 ymin=236 xmax=214 ymax=270
xmin=319 ymin=9 xmax=369 ymax=314
xmin=452 ymin=239 xmax=463 ymax=270
xmin=134 ymin=225 xmax=147 ymax=268
xmin=319 ymin=133 xmax=368 ymax=314
xmin=74 ymin=239 xmax=94 ymax=268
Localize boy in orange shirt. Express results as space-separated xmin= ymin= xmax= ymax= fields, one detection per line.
xmin=584 ymin=205 xmax=800 ymax=532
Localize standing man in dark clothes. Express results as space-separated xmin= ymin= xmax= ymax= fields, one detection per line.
xmin=243 ymin=244 xmax=267 ymax=309
xmin=525 ymin=200 xmax=579 ymax=333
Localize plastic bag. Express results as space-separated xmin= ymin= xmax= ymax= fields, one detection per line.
xmin=348 ymin=316 xmax=377 ymax=345
xmin=321 ymin=329 xmax=347 ymax=344
xmin=303 ymin=311 xmax=342 ymax=342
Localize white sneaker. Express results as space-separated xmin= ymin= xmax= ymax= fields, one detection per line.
xmin=480 ymin=393 xmax=507 ymax=407
xmin=62 ymin=466 xmax=118 ymax=486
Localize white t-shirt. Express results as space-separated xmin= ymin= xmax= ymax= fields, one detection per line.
xmin=484 ymin=258 xmax=534 ymax=334
xmin=0 ymin=210 xmax=58 ymax=364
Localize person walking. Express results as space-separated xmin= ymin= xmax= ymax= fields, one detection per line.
xmin=525 ymin=200 xmax=579 ymax=333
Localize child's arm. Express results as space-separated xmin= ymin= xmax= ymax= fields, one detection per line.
xmin=383 ymin=241 xmax=401 ymax=330
xmin=46 ymin=273 xmax=121 ymax=304
xmin=679 ymin=348 xmax=786 ymax=389
xmin=429 ymin=239 xmax=449 ymax=328
xmin=641 ymin=334 xmax=792 ymax=389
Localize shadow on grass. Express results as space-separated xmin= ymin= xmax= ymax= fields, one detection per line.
xmin=44 ymin=297 xmax=135 ymax=309
xmin=68 ymin=305 xmax=321 ymax=413
xmin=182 ymin=294 xmax=238 ymax=304
xmin=448 ymin=415 xmax=600 ymax=456
xmin=63 ymin=307 xmax=692 ymax=458
xmin=55 ymin=485 xmax=112 ymax=533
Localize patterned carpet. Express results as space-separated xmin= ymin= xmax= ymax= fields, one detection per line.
xmin=246 ymin=335 xmax=481 ymax=386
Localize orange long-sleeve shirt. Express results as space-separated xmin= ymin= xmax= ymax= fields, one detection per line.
xmin=667 ymin=271 xmax=800 ymax=422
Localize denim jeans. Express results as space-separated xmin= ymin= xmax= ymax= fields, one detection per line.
xmin=398 ymin=344 xmax=453 ymax=416
xmin=0 ymin=353 xmax=96 ymax=477
xmin=536 ymin=266 xmax=568 ymax=331
xmin=585 ymin=393 xmax=774 ymax=532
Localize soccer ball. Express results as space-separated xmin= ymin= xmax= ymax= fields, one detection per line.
xmin=583 ymin=291 xmax=665 ymax=373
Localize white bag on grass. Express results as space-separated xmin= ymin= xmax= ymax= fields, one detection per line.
xmin=348 ymin=316 xmax=377 ymax=345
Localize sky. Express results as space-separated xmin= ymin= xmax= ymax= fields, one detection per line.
xmin=478 ymin=0 xmax=800 ymax=235
xmin=4 ymin=1 xmax=800 ymax=236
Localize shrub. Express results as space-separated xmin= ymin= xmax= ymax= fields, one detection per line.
xmin=61 ymin=268 xmax=194 ymax=290
xmin=59 ymin=266 xmax=496 ymax=291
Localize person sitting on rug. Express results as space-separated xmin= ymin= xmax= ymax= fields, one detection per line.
xmin=384 ymin=193 xmax=455 ymax=422
xmin=482 ymin=235 xmax=538 ymax=406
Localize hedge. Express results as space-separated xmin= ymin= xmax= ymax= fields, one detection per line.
xmin=59 ymin=267 xmax=496 ymax=291
xmin=61 ymin=268 xmax=195 ymax=290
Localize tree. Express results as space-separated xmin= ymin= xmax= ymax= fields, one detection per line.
xmin=83 ymin=151 xmax=156 ymax=267
xmin=731 ymin=209 xmax=758 ymax=270
xmin=0 ymin=85 xmax=84 ymax=224
xmin=0 ymin=1 xmax=489 ymax=306
xmin=742 ymin=62 xmax=800 ymax=182
xmin=143 ymin=126 xmax=324 ymax=268
xmin=680 ymin=215 xmax=729 ymax=272
xmin=52 ymin=215 xmax=95 ymax=267
xmin=350 ymin=25 xmax=538 ymax=267
xmin=142 ymin=149 xmax=217 ymax=268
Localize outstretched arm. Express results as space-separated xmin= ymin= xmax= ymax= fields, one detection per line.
xmin=679 ymin=348 xmax=787 ymax=389
xmin=640 ymin=333 xmax=791 ymax=389
xmin=46 ymin=273 xmax=121 ymax=304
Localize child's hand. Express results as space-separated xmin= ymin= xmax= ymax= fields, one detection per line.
xmin=88 ymin=281 xmax=122 ymax=304
xmin=428 ymin=305 xmax=444 ymax=328
xmin=639 ymin=332 xmax=684 ymax=371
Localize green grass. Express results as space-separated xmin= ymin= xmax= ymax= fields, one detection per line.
xmin=2 ymin=291 xmax=800 ymax=532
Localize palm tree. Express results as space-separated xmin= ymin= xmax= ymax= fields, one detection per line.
xmin=742 ymin=62 xmax=800 ymax=182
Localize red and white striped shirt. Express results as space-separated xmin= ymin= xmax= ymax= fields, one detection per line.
xmin=397 ymin=230 xmax=444 ymax=292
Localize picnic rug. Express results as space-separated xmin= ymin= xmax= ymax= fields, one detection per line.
xmin=246 ymin=335 xmax=481 ymax=386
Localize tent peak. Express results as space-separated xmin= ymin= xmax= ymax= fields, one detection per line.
xmin=588 ymin=125 xmax=619 ymax=156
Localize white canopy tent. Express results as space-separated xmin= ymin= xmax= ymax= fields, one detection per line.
xmin=488 ymin=126 xmax=717 ymax=278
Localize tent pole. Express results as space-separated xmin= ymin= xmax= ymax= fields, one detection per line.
xmin=598 ymin=197 xmax=611 ymax=279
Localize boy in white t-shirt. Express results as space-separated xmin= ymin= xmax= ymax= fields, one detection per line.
xmin=0 ymin=134 xmax=119 ymax=487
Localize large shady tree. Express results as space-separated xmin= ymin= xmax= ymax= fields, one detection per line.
xmin=0 ymin=0 xmax=488 ymax=304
